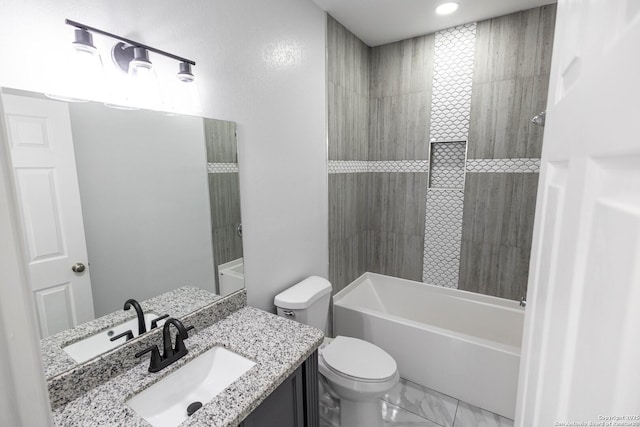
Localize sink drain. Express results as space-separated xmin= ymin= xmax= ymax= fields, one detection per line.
xmin=187 ymin=401 xmax=203 ymax=416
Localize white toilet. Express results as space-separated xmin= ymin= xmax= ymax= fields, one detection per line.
xmin=274 ymin=276 xmax=399 ymax=427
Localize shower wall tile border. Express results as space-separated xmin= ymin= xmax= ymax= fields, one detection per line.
xmin=328 ymin=160 xmax=369 ymax=173
xmin=368 ymin=160 xmax=429 ymax=173
xmin=328 ymin=160 xmax=429 ymax=174
xmin=207 ymin=162 xmax=239 ymax=173
xmin=465 ymin=158 xmax=540 ymax=173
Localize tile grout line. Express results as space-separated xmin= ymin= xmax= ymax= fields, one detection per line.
xmin=452 ymin=400 xmax=460 ymax=427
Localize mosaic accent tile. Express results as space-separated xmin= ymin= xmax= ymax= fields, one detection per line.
xmin=430 ymin=23 xmax=477 ymax=142
xmin=368 ymin=160 xmax=430 ymax=173
xmin=328 ymin=160 xmax=369 ymax=173
xmin=465 ymin=158 xmax=540 ymax=173
xmin=328 ymin=160 xmax=429 ymax=174
xmin=207 ymin=162 xmax=239 ymax=173
xmin=429 ymin=141 xmax=466 ymax=188
xmin=422 ymin=190 xmax=465 ymax=287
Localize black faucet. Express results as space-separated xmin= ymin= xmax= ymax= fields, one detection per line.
xmin=135 ymin=318 xmax=194 ymax=373
xmin=124 ymin=299 xmax=146 ymax=336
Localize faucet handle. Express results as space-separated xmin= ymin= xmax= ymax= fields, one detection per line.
xmin=110 ymin=329 xmax=134 ymax=342
xmin=150 ymin=314 xmax=169 ymax=329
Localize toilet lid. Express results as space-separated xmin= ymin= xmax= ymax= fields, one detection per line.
xmin=320 ymin=336 xmax=397 ymax=381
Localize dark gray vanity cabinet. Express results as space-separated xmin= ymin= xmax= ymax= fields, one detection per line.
xmin=240 ymin=351 xmax=319 ymax=427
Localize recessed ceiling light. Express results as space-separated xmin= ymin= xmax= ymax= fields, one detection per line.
xmin=435 ymin=2 xmax=460 ymax=15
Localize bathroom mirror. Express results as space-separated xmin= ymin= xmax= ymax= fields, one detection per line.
xmin=0 ymin=88 xmax=243 ymax=375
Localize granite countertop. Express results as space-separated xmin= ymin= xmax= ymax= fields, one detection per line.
xmin=51 ymin=306 xmax=324 ymax=427
xmin=42 ymin=286 xmax=221 ymax=379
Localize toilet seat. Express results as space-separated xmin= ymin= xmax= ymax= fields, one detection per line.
xmin=320 ymin=336 xmax=397 ymax=382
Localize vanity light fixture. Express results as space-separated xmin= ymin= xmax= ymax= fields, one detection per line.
xmin=177 ymin=62 xmax=195 ymax=83
xmin=63 ymin=19 xmax=197 ymax=109
xmin=435 ymin=2 xmax=460 ymax=15
xmin=46 ymin=26 xmax=106 ymax=102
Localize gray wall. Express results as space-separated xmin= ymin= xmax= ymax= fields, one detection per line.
xmin=328 ymin=4 xmax=556 ymax=300
xmin=459 ymin=5 xmax=556 ymax=300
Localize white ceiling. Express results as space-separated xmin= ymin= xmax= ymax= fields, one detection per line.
xmin=312 ymin=0 xmax=556 ymax=46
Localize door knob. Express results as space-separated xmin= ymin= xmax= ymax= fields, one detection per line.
xmin=72 ymin=263 xmax=86 ymax=273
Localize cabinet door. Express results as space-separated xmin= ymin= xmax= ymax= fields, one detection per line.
xmin=241 ymin=366 xmax=304 ymax=427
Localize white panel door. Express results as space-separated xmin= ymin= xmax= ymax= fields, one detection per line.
xmin=2 ymin=94 xmax=94 ymax=338
xmin=516 ymin=0 xmax=640 ymax=425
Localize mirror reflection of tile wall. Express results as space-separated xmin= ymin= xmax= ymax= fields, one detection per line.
xmin=203 ymin=119 xmax=244 ymax=296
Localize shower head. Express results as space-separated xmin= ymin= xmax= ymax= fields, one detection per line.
xmin=531 ymin=111 xmax=546 ymax=127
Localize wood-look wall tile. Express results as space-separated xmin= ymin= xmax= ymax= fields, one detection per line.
xmin=369 ymin=92 xmax=430 ymax=160
xmin=367 ymin=230 xmax=424 ymax=282
xmin=473 ymin=5 xmax=557 ymax=83
xmin=208 ymin=173 xmax=242 ymax=229
xmin=327 ymin=15 xmax=370 ymax=95
xmin=370 ymin=34 xmax=435 ymax=98
xmin=468 ymin=75 xmax=549 ymax=159
xmin=329 ymin=231 xmax=369 ymax=294
xmin=459 ymin=173 xmax=538 ymax=300
xmin=327 ymin=15 xmax=370 ymax=161
xmin=533 ymin=4 xmax=557 ymax=78
xmin=209 ymin=167 xmax=243 ymax=288
xmin=469 ymin=4 xmax=556 ymax=160
xmin=328 ymin=83 xmax=369 ymax=160
xmin=368 ymin=173 xmax=427 ymax=236
xmin=204 ymin=118 xmax=237 ymax=163
xmin=518 ymin=173 xmax=540 ymax=248
xmin=212 ymin=224 xmax=244 ymax=267
xmin=329 ymin=174 xmax=369 ymax=242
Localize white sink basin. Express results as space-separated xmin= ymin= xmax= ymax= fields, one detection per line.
xmin=127 ymin=346 xmax=256 ymax=427
xmin=63 ymin=313 xmax=167 ymax=363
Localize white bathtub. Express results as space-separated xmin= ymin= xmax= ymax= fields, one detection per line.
xmin=333 ymin=272 xmax=524 ymax=419
xmin=218 ymin=257 xmax=244 ymax=296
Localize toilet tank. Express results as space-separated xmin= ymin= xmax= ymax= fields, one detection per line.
xmin=274 ymin=276 xmax=332 ymax=334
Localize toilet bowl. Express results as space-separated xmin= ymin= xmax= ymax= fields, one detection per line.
xmin=274 ymin=277 xmax=399 ymax=427
xmin=319 ymin=336 xmax=399 ymax=427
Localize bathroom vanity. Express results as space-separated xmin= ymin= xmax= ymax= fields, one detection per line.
xmin=50 ymin=304 xmax=323 ymax=427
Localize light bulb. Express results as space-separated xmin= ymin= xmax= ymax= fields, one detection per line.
xmin=46 ymin=28 xmax=105 ymax=102
xmin=127 ymin=47 xmax=163 ymax=110
xmin=435 ymin=2 xmax=460 ymax=15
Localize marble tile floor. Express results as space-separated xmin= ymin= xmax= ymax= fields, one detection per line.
xmin=319 ymin=377 xmax=514 ymax=427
